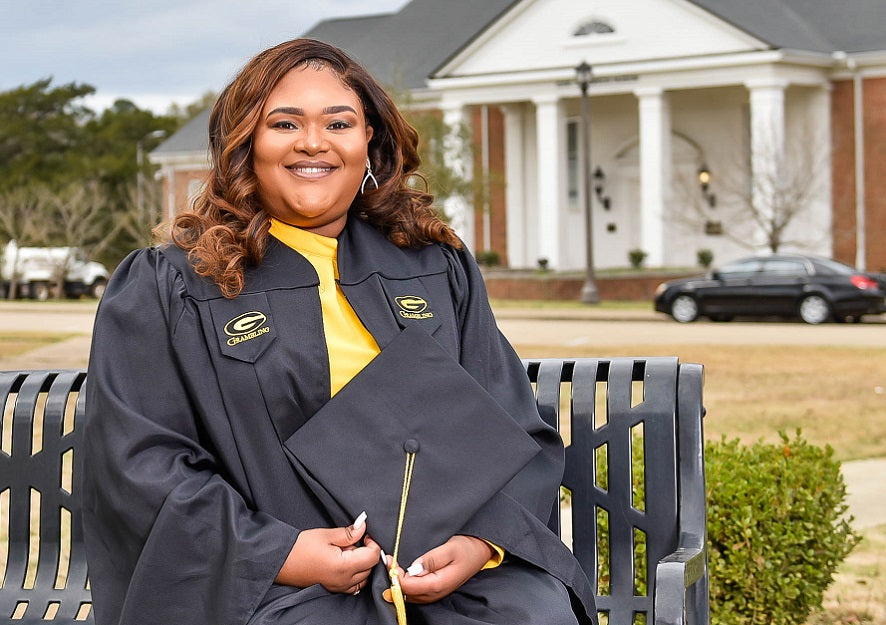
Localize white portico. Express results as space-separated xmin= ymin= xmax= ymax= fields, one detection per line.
xmin=427 ymin=0 xmax=834 ymax=270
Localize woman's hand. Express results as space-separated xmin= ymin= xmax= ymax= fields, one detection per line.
xmin=388 ymin=535 xmax=494 ymax=604
xmin=276 ymin=517 xmax=380 ymax=595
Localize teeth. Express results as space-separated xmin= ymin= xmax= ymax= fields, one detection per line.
xmin=294 ymin=167 xmax=331 ymax=174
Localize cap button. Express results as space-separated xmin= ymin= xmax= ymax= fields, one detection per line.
xmin=404 ymin=439 xmax=420 ymax=453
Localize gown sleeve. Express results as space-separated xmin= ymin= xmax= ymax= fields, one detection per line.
xmin=443 ymin=244 xmax=564 ymax=525
xmin=82 ymin=248 xmax=299 ymax=625
xmin=443 ymin=246 xmax=597 ymax=622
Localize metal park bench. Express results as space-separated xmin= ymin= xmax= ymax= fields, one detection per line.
xmin=0 ymin=358 xmax=707 ymax=624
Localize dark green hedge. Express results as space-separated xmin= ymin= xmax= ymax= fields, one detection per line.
xmin=706 ymin=431 xmax=859 ymax=625
xmin=579 ymin=430 xmax=857 ymax=625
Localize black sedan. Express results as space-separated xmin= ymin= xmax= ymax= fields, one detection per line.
xmin=654 ymin=254 xmax=886 ymax=324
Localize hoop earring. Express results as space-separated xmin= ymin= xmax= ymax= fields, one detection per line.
xmin=361 ymin=157 xmax=379 ymax=194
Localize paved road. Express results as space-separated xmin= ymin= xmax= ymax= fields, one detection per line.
xmin=1 ymin=300 xmax=883 ymax=528
xmin=494 ymin=307 xmax=886 ymax=348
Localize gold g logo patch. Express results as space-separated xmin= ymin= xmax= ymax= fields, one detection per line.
xmin=395 ymin=296 xmax=434 ymax=319
xmin=225 ymin=311 xmax=267 ymax=336
xmin=224 ymin=311 xmax=271 ymax=346
xmin=395 ymin=296 xmax=427 ymax=313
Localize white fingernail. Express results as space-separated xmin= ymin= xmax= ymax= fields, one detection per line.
xmin=380 ymin=549 xmax=388 ymax=566
xmin=406 ymin=561 xmax=424 ymax=576
xmin=352 ymin=511 xmax=367 ymax=530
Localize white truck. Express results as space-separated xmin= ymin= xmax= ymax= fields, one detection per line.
xmin=1 ymin=240 xmax=109 ymax=300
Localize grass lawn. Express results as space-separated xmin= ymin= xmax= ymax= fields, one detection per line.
xmin=810 ymin=524 xmax=886 ymax=625
xmin=0 ymin=332 xmax=77 ymax=358
xmin=513 ymin=342 xmax=886 ymax=462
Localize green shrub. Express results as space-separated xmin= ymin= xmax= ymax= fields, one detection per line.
xmin=706 ymin=431 xmax=859 ymax=625
xmin=583 ymin=431 xmax=857 ymax=625
xmin=697 ymin=248 xmax=714 ymax=268
xmin=628 ymin=248 xmax=648 ymax=268
xmin=476 ymin=249 xmax=501 ymax=267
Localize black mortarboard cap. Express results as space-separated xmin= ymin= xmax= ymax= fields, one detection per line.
xmin=284 ymin=324 xmax=541 ymax=566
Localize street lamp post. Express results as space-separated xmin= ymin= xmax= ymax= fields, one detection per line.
xmin=576 ymin=61 xmax=600 ymax=304
xmin=136 ymin=129 xmax=167 ymax=226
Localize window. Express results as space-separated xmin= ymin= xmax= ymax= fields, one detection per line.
xmin=567 ymin=120 xmax=581 ymax=212
xmin=574 ymin=20 xmax=615 ymax=36
xmin=762 ymin=259 xmax=808 ymax=277
xmin=718 ymin=259 xmax=763 ymax=278
xmin=704 ymin=220 xmax=723 ymax=235
xmin=811 ymin=257 xmax=855 ymax=275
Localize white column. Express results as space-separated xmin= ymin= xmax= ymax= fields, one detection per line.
xmin=532 ymin=95 xmax=565 ymax=269
xmin=501 ymin=103 xmax=527 ymax=268
xmin=635 ymin=87 xmax=670 ymax=267
xmin=849 ymin=62 xmax=866 ymax=269
xmin=807 ymin=84 xmax=833 ymax=256
xmin=164 ymin=166 xmax=176 ymax=220
xmin=746 ymin=79 xmax=787 ymax=249
xmin=441 ymin=102 xmax=474 ymax=250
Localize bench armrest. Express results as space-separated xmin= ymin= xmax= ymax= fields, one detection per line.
xmin=653 ymin=362 xmax=710 ymax=625
xmin=653 ymin=543 xmax=708 ymax=625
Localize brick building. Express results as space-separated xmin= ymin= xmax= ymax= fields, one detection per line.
xmin=151 ymin=0 xmax=886 ymax=272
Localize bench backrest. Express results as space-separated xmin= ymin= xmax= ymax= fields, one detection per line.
xmin=0 ymin=371 xmax=92 ymax=623
xmin=1 ymin=359 xmax=707 ymax=625
xmin=524 ymin=357 xmax=708 ymax=625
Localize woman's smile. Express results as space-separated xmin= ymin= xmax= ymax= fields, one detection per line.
xmin=287 ymin=160 xmax=337 ymax=179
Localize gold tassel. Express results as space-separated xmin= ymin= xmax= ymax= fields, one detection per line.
xmin=389 ymin=568 xmax=408 ymax=625
xmin=386 ymin=450 xmax=416 ymax=625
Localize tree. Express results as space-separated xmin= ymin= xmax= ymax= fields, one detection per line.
xmin=0 ymin=186 xmax=53 ymax=298
xmin=672 ymin=121 xmax=829 ymax=254
xmin=386 ymin=80 xmax=480 ymax=225
xmin=80 ymin=99 xmax=179 ymax=262
xmin=116 ymin=177 xmax=164 ymax=250
xmin=0 ymin=80 xmax=185 ymax=268
xmin=166 ymin=90 xmax=217 ymax=122
xmin=0 ymin=78 xmax=95 ymax=192
xmin=405 ymin=109 xmax=475 ymax=208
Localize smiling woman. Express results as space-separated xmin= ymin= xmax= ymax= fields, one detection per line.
xmin=253 ymin=66 xmax=373 ymax=237
xmin=82 ymin=38 xmax=595 ymax=625
xmin=167 ymin=38 xmax=461 ymax=299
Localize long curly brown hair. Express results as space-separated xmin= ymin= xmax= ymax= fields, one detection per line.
xmin=169 ymin=38 xmax=461 ymax=298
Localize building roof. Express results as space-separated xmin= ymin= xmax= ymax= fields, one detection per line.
xmin=692 ymin=0 xmax=886 ymax=54
xmin=153 ymin=0 xmax=886 ymax=158
xmin=302 ymin=0 xmax=520 ymax=89
xmin=151 ymin=107 xmax=210 ymax=156
xmin=303 ymin=0 xmax=886 ymax=83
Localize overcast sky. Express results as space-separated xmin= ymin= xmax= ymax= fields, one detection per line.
xmin=1 ymin=0 xmax=409 ymax=113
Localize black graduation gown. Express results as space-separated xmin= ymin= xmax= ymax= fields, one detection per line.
xmin=82 ymin=216 xmax=596 ymax=625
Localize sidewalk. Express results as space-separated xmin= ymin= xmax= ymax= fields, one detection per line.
xmin=0 ymin=334 xmax=92 ymax=371
xmin=841 ymin=458 xmax=886 ymax=529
